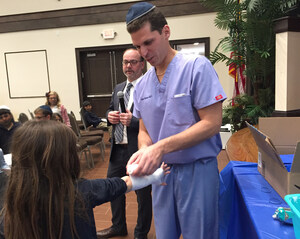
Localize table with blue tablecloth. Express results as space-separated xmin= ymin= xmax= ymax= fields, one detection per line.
xmin=219 ymin=160 xmax=295 ymax=239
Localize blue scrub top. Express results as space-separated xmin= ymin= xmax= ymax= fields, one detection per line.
xmin=133 ymin=53 xmax=227 ymax=164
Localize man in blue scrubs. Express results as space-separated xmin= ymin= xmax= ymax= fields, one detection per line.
xmin=126 ymin=2 xmax=227 ymax=239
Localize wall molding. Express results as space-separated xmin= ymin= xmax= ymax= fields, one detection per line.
xmin=274 ymin=16 xmax=300 ymax=33
xmin=0 ymin=0 xmax=212 ymax=33
xmin=272 ymin=109 xmax=300 ymax=117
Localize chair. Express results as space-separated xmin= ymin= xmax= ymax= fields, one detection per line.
xmin=79 ymin=107 xmax=92 ymax=131
xmin=76 ymin=139 xmax=93 ymax=169
xmin=68 ymin=113 xmax=100 ymax=168
xmin=73 ymin=110 xmax=104 ymax=138
xmin=28 ymin=109 xmax=34 ymax=119
xmin=18 ymin=113 xmax=29 ymax=123
xmin=79 ymin=107 xmax=107 ymax=132
xmin=71 ymin=111 xmax=106 ymax=154
xmin=76 ymin=110 xmax=106 ymax=158
xmin=68 ymin=113 xmax=105 ymax=166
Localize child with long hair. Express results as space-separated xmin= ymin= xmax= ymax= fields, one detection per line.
xmin=45 ymin=91 xmax=71 ymax=127
xmin=0 ymin=121 xmax=168 ymax=239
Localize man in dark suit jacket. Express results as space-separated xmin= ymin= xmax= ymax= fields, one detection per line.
xmin=97 ymin=49 xmax=151 ymax=239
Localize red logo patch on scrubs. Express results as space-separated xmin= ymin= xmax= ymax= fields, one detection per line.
xmin=215 ymin=95 xmax=223 ymax=100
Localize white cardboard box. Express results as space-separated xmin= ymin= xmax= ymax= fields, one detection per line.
xmin=220 ymin=124 xmax=232 ymax=149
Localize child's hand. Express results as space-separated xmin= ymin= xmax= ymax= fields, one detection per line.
xmin=161 ymin=162 xmax=170 ymax=174
xmin=160 ymin=162 xmax=170 ymax=186
xmin=126 ymin=162 xmax=171 ymax=191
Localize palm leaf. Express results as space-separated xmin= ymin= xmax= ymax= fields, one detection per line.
xmin=199 ymin=0 xmax=298 ymax=130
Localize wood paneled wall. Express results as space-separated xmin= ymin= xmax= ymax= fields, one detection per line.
xmin=0 ymin=0 xmax=213 ymax=33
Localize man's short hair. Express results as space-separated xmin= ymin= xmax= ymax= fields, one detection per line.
xmin=123 ymin=48 xmax=144 ymax=62
xmin=82 ymin=101 xmax=91 ymax=107
xmin=126 ymin=4 xmax=167 ymax=34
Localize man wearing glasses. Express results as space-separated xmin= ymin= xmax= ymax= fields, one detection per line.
xmin=34 ymin=105 xmax=53 ymax=121
xmin=97 ymin=48 xmax=152 ymax=239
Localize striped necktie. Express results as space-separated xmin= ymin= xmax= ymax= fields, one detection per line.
xmin=124 ymin=83 xmax=132 ymax=108
xmin=114 ymin=83 xmax=133 ymax=144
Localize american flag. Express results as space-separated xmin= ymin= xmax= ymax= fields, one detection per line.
xmin=229 ymin=52 xmax=246 ymax=105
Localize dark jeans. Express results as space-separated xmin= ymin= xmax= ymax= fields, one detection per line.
xmin=107 ymin=144 xmax=152 ymax=238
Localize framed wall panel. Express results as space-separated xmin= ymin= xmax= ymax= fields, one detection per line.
xmin=5 ymin=50 xmax=50 ymax=98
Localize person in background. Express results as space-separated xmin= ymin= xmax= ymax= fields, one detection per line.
xmin=81 ymin=101 xmax=107 ymax=129
xmin=0 ymin=148 xmax=8 ymax=239
xmin=126 ymin=2 xmax=227 ymax=239
xmin=53 ymin=113 xmax=63 ymax=123
xmin=34 ymin=105 xmax=53 ymax=121
xmin=0 ymin=105 xmax=21 ymax=154
xmin=0 ymin=120 xmax=169 ymax=239
xmin=45 ymin=91 xmax=71 ymax=127
xmin=0 ymin=148 xmax=9 ymax=212
xmin=97 ymin=48 xmax=151 ymax=239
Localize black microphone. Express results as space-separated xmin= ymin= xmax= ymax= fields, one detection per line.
xmin=117 ymin=91 xmax=126 ymax=113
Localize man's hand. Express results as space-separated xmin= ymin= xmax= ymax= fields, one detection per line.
xmin=127 ymin=144 xmax=163 ymax=176
xmin=107 ymin=111 xmax=120 ymax=124
xmin=119 ymin=109 xmax=132 ymax=127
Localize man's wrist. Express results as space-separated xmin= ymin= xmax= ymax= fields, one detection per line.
xmin=155 ymin=137 xmax=171 ymax=155
xmin=139 ymin=144 xmax=148 ymax=149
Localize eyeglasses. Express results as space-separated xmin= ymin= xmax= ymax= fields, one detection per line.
xmin=0 ymin=113 xmax=10 ymax=120
xmin=122 ymin=60 xmax=142 ymax=66
xmin=35 ymin=116 xmax=46 ymax=120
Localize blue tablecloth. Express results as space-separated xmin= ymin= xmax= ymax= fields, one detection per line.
xmin=219 ymin=161 xmax=295 ymax=239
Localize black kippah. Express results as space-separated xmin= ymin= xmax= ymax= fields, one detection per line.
xmin=39 ymin=105 xmax=53 ymax=114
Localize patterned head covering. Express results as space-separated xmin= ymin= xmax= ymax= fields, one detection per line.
xmin=126 ymin=2 xmax=156 ymax=25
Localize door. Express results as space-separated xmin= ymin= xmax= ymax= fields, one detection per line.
xmin=77 ymin=46 xmax=129 ymax=117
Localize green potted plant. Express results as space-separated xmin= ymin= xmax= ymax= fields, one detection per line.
xmin=222 ymin=88 xmax=274 ymax=132
xmin=199 ymin=0 xmax=299 ymax=131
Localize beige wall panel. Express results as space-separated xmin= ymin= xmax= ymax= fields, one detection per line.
xmin=286 ymin=32 xmax=300 ymax=111
xmin=275 ymin=31 xmax=300 ymax=111
xmin=5 ymin=50 xmax=50 ymax=98
xmin=0 ymin=0 xmax=139 ymax=16
xmin=275 ymin=32 xmax=288 ymax=111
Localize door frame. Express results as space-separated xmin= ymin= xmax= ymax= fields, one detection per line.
xmin=75 ymin=44 xmax=133 ymax=107
xmin=75 ymin=37 xmax=210 ymax=107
